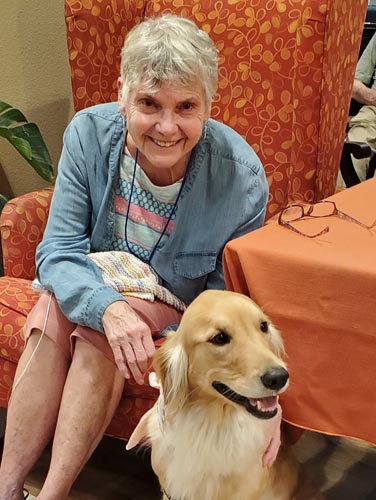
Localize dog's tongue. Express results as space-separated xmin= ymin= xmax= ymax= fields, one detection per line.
xmin=248 ymin=395 xmax=278 ymax=411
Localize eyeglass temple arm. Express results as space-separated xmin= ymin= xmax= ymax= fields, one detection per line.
xmin=337 ymin=208 xmax=376 ymax=229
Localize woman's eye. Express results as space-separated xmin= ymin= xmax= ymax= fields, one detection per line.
xmin=144 ymin=99 xmax=155 ymax=106
xmin=179 ymin=102 xmax=195 ymax=113
xmin=138 ymin=99 xmax=157 ymax=111
xmin=209 ymin=332 xmax=231 ymax=346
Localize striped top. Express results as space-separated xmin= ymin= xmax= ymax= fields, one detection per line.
xmin=111 ymin=153 xmax=183 ymax=262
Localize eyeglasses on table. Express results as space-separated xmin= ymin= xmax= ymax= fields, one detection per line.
xmin=278 ymin=200 xmax=376 ymax=238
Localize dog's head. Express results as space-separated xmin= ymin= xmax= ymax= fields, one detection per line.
xmin=154 ymin=290 xmax=288 ymax=420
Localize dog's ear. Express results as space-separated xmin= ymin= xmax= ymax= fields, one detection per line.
xmin=126 ymin=406 xmax=154 ymax=450
xmin=154 ymin=335 xmax=189 ymax=414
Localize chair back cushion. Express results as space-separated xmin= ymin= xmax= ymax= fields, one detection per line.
xmin=65 ymin=0 xmax=367 ymax=218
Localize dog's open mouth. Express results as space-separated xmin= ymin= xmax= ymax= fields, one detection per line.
xmin=212 ymin=381 xmax=279 ymax=420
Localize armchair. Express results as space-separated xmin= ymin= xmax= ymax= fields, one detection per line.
xmin=0 ymin=0 xmax=367 ymax=441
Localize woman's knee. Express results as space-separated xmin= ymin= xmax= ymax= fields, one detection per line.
xmin=72 ymin=338 xmax=124 ymax=395
xmin=73 ymin=337 xmax=117 ymax=372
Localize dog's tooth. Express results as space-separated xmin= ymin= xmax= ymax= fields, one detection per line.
xmin=256 ymin=400 xmax=262 ymax=411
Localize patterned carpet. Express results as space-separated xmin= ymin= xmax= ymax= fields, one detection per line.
xmin=294 ymin=432 xmax=376 ymax=499
xmin=19 ymin=431 xmax=376 ymax=499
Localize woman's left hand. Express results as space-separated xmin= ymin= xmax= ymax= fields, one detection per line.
xmin=102 ymin=300 xmax=155 ymax=384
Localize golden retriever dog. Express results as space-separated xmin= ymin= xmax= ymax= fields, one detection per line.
xmin=127 ymin=290 xmax=313 ymax=500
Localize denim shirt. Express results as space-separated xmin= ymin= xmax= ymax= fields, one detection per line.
xmin=36 ymin=103 xmax=268 ymax=333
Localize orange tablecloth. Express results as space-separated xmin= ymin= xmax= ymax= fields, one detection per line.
xmin=223 ymin=179 xmax=376 ymax=444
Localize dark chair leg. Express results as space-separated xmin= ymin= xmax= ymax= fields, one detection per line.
xmin=340 ymin=152 xmax=361 ymax=187
xmin=366 ymin=154 xmax=376 ymax=179
xmin=340 ymin=141 xmax=372 ymax=187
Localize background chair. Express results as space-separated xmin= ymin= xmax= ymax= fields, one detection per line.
xmin=0 ymin=0 xmax=368 ymax=441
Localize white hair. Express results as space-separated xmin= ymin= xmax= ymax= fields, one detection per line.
xmin=120 ymin=14 xmax=218 ymax=111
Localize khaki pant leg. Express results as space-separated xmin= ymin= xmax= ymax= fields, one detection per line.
xmin=347 ymin=105 xmax=376 ymax=181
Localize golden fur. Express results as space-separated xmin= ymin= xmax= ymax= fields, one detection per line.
xmin=128 ymin=290 xmax=313 ymax=500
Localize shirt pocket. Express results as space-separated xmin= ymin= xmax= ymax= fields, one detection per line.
xmin=173 ymin=252 xmax=217 ymax=303
xmin=174 ymin=252 xmax=217 ymax=278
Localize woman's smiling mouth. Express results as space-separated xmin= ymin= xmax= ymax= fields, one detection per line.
xmin=152 ymin=138 xmax=180 ymax=148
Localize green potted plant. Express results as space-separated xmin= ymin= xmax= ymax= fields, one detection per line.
xmin=0 ymin=100 xmax=55 ymax=274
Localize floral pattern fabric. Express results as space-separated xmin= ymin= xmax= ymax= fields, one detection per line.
xmin=65 ymin=0 xmax=367 ymax=218
xmin=0 ymin=188 xmax=53 ymax=279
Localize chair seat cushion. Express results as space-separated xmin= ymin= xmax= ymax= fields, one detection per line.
xmin=0 ymin=277 xmax=39 ymax=363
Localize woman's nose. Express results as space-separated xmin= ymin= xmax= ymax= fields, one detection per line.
xmin=155 ymin=110 xmax=178 ymax=135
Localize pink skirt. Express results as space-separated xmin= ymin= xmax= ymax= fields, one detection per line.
xmin=23 ymin=292 xmax=182 ymax=363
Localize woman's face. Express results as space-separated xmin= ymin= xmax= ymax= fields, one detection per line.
xmin=118 ymin=78 xmax=210 ymax=184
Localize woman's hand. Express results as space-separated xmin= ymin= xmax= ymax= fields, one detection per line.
xmin=102 ymin=300 xmax=155 ymax=384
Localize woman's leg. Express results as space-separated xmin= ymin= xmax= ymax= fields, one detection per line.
xmin=0 ymin=330 xmax=70 ymax=500
xmin=0 ymin=295 xmax=179 ymax=499
xmin=347 ymin=106 xmax=376 ymax=181
xmin=37 ymin=338 xmax=124 ymax=500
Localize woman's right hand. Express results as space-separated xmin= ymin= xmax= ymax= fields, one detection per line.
xmin=102 ymin=300 xmax=155 ymax=384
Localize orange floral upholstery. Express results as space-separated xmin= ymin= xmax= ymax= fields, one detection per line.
xmin=0 ymin=0 xmax=367 ymax=441
xmin=0 ymin=277 xmax=40 ymax=406
xmin=65 ymin=0 xmax=367 ymax=217
xmin=0 ymin=188 xmax=53 ymax=280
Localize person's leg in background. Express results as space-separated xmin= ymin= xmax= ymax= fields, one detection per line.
xmin=337 ymin=105 xmax=376 ymax=188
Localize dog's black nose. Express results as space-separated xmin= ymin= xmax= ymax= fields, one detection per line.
xmin=261 ymin=367 xmax=289 ymax=391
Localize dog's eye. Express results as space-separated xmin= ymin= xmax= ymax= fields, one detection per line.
xmin=260 ymin=321 xmax=269 ymax=333
xmin=209 ymin=332 xmax=231 ymax=346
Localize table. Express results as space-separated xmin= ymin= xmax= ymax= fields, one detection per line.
xmin=223 ymin=178 xmax=376 ymax=444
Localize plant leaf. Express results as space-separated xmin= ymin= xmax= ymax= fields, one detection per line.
xmin=0 ymin=194 xmax=9 ymax=215
xmin=0 ymin=100 xmax=54 ymax=182
xmin=8 ymin=135 xmax=33 ymax=160
xmin=0 ymin=102 xmax=27 ymax=128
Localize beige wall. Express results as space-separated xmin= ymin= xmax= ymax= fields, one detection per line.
xmin=0 ymin=1 xmax=74 ymax=198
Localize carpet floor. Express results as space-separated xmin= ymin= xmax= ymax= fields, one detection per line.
xmin=21 ymin=431 xmax=376 ymax=499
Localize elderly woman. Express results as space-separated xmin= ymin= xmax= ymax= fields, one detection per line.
xmin=0 ymin=14 xmax=270 ymax=499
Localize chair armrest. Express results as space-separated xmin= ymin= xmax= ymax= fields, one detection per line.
xmin=0 ymin=188 xmax=53 ymax=279
xmin=343 ymin=141 xmax=371 ymax=159
xmin=339 ymin=141 xmax=372 ymax=188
